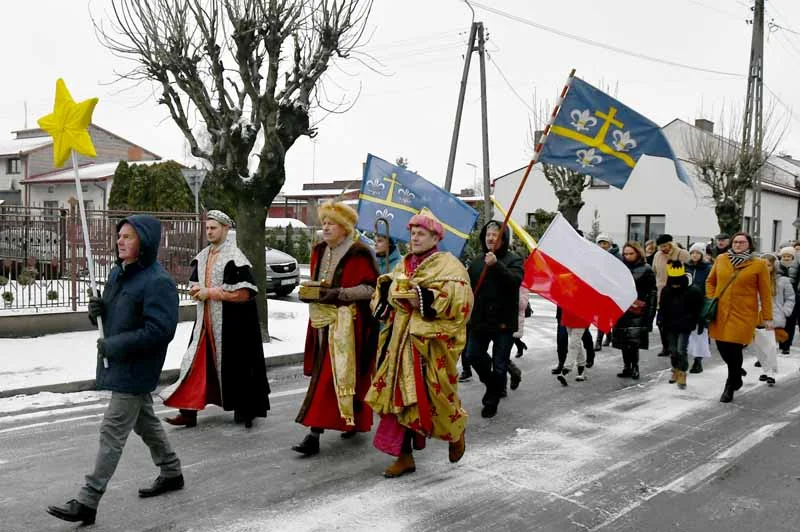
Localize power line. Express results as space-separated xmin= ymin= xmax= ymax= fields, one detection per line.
xmin=469 ymin=1 xmax=746 ymax=78
xmin=485 ymin=52 xmax=535 ymax=114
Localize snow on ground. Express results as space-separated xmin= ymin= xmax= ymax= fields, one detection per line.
xmin=0 ymin=390 xmax=110 ymax=414
xmin=0 ymin=298 xmax=309 ymax=393
xmin=206 ymin=353 xmax=800 ymax=532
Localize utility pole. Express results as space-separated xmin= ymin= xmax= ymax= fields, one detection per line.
xmin=477 ymin=23 xmax=492 ymax=221
xmin=444 ymin=23 xmax=478 ymax=193
xmin=742 ymin=0 xmax=764 ymax=249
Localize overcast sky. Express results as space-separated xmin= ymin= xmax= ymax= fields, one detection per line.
xmin=2 ymin=0 xmax=799 ymax=195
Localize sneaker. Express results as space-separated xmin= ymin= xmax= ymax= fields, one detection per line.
xmin=781 ymin=349 xmax=790 ymax=355
xmin=551 ymin=365 xmax=564 ymax=375
xmin=575 ymin=366 xmax=586 ymax=382
xmin=556 ymin=368 xmax=570 ymax=386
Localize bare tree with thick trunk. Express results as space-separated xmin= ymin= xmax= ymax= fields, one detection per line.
xmin=527 ymin=113 xmax=589 ymax=228
xmin=684 ymin=104 xmax=786 ymax=238
xmin=95 ymin=0 xmax=373 ymax=338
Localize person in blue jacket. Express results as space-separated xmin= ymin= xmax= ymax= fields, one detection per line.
xmin=375 ymin=233 xmax=402 ymax=274
xmin=47 ymin=215 xmax=183 ymax=525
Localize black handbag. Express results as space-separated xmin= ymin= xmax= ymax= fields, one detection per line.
xmin=700 ymin=269 xmax=739 ymax=324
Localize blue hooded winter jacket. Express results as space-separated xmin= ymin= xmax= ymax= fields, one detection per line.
xmin=95 ymin=215 xmax=179 ymax=394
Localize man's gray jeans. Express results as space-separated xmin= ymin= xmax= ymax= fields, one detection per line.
xmin=77 ymin=392 xmax=182 ymax=508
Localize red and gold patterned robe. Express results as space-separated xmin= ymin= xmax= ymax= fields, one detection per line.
xmin=365 ymin=250 xmax=473 ymax=452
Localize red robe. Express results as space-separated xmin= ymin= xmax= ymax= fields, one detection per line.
xmin=295 ymin=241 xmax=378 ymax=432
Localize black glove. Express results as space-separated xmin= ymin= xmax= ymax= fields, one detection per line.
xmin=318 ymin=287 xmax=341 ymax=304
xmin=97 ymin=338 xmax=107 ymax=360
xmin=88 ymin=296 xmax=104 ymax=323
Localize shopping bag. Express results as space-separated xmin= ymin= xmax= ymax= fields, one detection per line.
xmin=751 ymin=328 xmax=778 ymax=375
xmin=687 ymin=330 xmax=711 ymax=359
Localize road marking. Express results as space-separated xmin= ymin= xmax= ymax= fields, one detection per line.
xmin=665 ymin=422 xmax=789 ymax=494
xmin=0 ymin=403 xmax=107 ymax=424
xmin=589 ymin=422 xmax=789 ymax=531
xmin=0 ymin=388 xmax=309 ymax=435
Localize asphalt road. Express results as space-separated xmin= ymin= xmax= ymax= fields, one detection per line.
xmin=1 ymin=316 xmax=799 ymax=532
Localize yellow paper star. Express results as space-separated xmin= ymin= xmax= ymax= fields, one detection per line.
xmin=37 ymin=79 xmax=99 ymax=168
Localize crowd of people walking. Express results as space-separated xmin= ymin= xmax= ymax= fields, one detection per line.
xmin=44 ymin=201 xmax=800 ymax=525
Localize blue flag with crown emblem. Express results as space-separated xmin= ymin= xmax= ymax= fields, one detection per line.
xmin=357 ymin=154 xmax=479 ymax=257
xmin=539 ymin=77 xmax=690 ymax=189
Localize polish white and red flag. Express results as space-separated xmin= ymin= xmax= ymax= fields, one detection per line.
xmin=522 ymin=214 xmax=636 ymax=333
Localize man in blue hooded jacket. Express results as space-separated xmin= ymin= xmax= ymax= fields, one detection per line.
xmin=47 ymin=215 xmax=183 ymax=525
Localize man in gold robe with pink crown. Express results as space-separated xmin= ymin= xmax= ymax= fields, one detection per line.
xmin=365 ymin=208 xmax=473 ymax=478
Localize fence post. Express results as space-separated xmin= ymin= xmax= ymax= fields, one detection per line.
xmin=59 ymin=208 xmax=67 ymax=277
xmin=69 ymin=199 xmax=78 ymax=311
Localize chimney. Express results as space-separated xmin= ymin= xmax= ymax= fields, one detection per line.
xmin=695 ymin=118 xmax=714 ymax=133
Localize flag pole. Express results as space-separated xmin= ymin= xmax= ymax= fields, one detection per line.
xmin=473 ymin=68 xmax=576 ymax=296
xmin=72 ymin=151 xmax=107 ymax=368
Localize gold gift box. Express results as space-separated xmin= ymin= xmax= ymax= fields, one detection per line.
xmin=299 ymin=281 xmax=326 ymax=301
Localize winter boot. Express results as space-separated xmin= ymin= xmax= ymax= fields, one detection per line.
xmin=557 ymin=368 xmax=570 ymax=386
xmin=669 ymin=368 xmax=678 ymax=384
xmin=448 ymin=432 xmax=466 ymax=463
xmin=551 ymin=364 xmax=565 ymax=375
xmin=515 ymin=340 xmax=528 ymax=358
xmin=689 ymin=358 xmax=703 ymax=374
xmin=617 ymin=364 xmax=632 ymax=378
xmin=575 ymin=366 xmax=587 ymax=381
xmin=720 ymin=381 xmax=734 ymax=403
xmin=384 ymin=452 xmax=416 ymax=478
xmin=631 ymin=364 xmax=640 ymax=380
xmin=676 ymin=370 xmax=687 ymax=389
xmin=509 ymin=363 xmax=522 ymax=390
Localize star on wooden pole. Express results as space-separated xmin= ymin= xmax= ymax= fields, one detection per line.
xmin=37 ymin=78 xmax=98 ymax=167
xmin=37 ymin=79 xmax=107 ymax=367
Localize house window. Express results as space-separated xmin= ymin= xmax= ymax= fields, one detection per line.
xmin=526 ymin=213 xmax=536 ymax=227
xmin=43 ymin=200 xmax=59 ymax=214
xmin=589 ymin=177 xmax=610 ymax=189
xmin=627 ymin=214 xmax=666 ymax=244
xmin=773 ymin=220 xmax=782 ymax=251
xmin=47 ymin=185 xmax=55 ymax=194
xmin=84 ymin=200 xmax=94 ymax=211
xmin=6 ymin=158 xmax=21 ymax=174
xmin=81 ymin=185 xmax=88 ymax=193
xmin=743 ymin=216 xmax=752 ymax=234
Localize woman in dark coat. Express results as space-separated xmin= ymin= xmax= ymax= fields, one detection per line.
xmin=612 ymin=241 xmax=657 ymax=380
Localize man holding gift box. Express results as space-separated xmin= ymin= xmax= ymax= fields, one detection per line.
xmin=292 ymin=200 xmax=379 ymax=456
xmin=365 ymin=208 xmax=473 ymax=478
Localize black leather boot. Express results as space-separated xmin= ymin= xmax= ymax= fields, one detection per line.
xmin=138 ymin=474 xmax=185 ymax=498
xmin=292 ymin=434 xmax=320 ymax=456
xmin=630 ymin=364 xmax=640 ymax=380
xmin=689 ymin=358 xmax=703 ymax=374
xmin=720 ymin=382 xmax=734 ymax=403
xmin=617 ymin=363 xmax=632 ymax=378
xmin=46 ymin=500 xmax=96 ymax=524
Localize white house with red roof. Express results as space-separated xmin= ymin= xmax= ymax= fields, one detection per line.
xmin=0 ymin=124 xmax=160 ymax=208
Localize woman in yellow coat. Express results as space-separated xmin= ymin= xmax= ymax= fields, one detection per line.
xmin=706 ymin=232 xmax=773 ymax=403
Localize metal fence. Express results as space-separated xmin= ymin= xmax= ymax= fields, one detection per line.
xmin=0 ymin=205 xmax=205 ymax=311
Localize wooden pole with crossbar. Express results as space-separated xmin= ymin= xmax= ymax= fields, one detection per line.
xmin=472 ymin=69 xmax=576 ymax=296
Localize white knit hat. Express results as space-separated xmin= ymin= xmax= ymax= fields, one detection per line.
xmin=779 ymin=246 xmax=795 ymax=257
xmin=689 ymin=242 xmax=706 ymax=254
xmin=595 ymin=233 xmax=612 ymax=244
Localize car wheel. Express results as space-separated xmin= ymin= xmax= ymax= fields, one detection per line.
xmin=274 ymin=287 xmax=295 ymax=297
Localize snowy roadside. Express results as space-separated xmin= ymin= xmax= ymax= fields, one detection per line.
xmin=0 ymin=298 xmax=310 ymax=394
